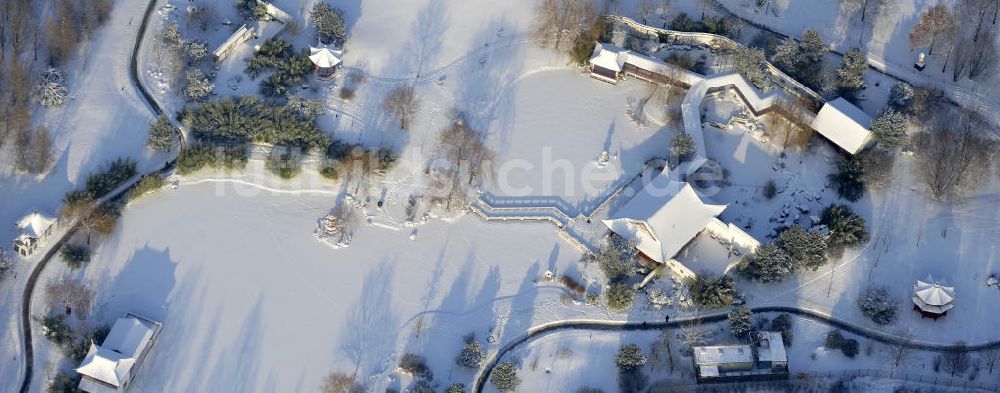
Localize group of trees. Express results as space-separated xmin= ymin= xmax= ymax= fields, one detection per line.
xmin=592 ymin=235 xmax=639 ymax=310
xmin=176 ymin=144 xmax=249 ymax=175
xmin=533 ymin=0 xmax=606 ymax=64
xmin=428 ymin=112 xmax=494 ymax=210
xmin=45 ymin=0 xmax=114 ymax=65
xmin=245 ymin=39 xmax=312 ymax=97
xmin=382 ymin=85 xmax=420 ymax=130
xmin=668 ymin=13 xmax=737 ymax=37
xmin=913 ymin=107 xmax=998 ymax=198
xmin=770 ymin=29 xmax=826 ymax=90
xmin=157 ymin=22 xmax=212 ymax=101
xmin=687 ymin=273 xmax=736 ymax=308
xmin=909 ymin=1 xmax=1000 ymax=82
xmin=181 ymin=96 xmax=330 ymax=151
xmin=739 ymin=225 xmax=828 ymax=283
xmin=725 ymin=43 xmax=770 ymax=90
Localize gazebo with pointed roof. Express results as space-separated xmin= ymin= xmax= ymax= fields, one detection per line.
xmin=308 ymin=46 xmax=342 ymax=78
xmin=912 ymin=279 xmax=955 ymax=320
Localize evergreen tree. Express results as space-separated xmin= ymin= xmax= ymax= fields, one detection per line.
xmin=594 ymin=235 xmax=637 ymax=281
xmin=687 ymin=274 xmax=736 ymax=308
xmin=829 ymin=157 xmax=866 ymax=202
xmin=311 ymin=3 xmax=348 ymax=44
xmin=771 ymin=37 xmax=801 ymax=76
xmin=35 ymin=67 xmax=69 ymax=108
xmin=445 ymin=384 xmax=466 ymax=393
xmin=739 ymin=243 xmax=793 ymax=283
xmin=857 ymin=285 xmax=897 ymax=325
xmin=606 ymin=283 xmax=635 ymax=311
xmin=147 ymin=115 xmax=177 ymax=152
xmin=59 ymin=244 xmax=91 ymax=269
xmin=490 ymin=362 xmax=521 ymax=392
xmin=669 ymin=132 xmax=696 ymax=163
xmin=728 ymin=305 xmax=752 ymax=339
xmin=820 ymin=204 xmax=870 ymax=248
xmin=455 ymin=342 xmax=485 ymax=368
xmin=870 ymin=108 xmax=908 ymax=149
xmin=888 ymin=82 xmax=913 ymax=110
xmin=836 ymin=46 xmax=868 ymax=94
xmin=777 ymin=225 xmax=828 ymax=271
xmin=184 ymin=69 xmax=213 ymax=102
xmin=615 ymin=344 xmax=647 ymax=370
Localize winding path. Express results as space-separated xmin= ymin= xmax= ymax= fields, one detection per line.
xmin=472 ymin=306 xmax=1000 ymax=393
xmin=17 ymin=0 xmax=167 ymax=391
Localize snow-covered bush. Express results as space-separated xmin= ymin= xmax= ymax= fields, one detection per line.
xmin=320 ymin=372 xmax=364 ymax=393
xmin=48 ymin=371 xmax=82 ymax=393
xmin=398 ymin=353 xmax=432 ymax=379
xmin=246 ymin=39 xmax=313 ymax=97
xmin=730 ymin=45 xmax=770 ymax=90
xmin=856 ymin=285 xmax=897 ymax=325
xmin=35 ymin=67 xmax=69 ymax=108
xmin=184 ymin=69 xmax=213 ymax=102
xmin=311 ymin=3 xmax=347 ymax=44
xmin=826 ymin=330 xmax=859 ymax=358
xmin=0 ymin=249 xmax=11 ymax=279
xmin=236 ymin=0 xmax=267 ymax=21
xmin=176 ymin=144 xmax=249 ymax=174
xmin=728 ymin=305 xmax=752 ymax=339
xmin=445 ymin=384 xmax=466 ymax=393
xmin=286 ymin=95 xmax=326 ymax=119
xmin=36 ymin=314 xmax=74 ymax=347
xmin=147 ymin=115 xmax=177 ymax=152
xmin=489 ymin=362 xmax=520 ymax=392
xmin=59 ymin=244 xmax=91 ymax=270
xmin=889 ymin=82 xmax=913 ymax=110
xmin=625 ymin=96 xmax=647 ymax=128
xmin=411 ymin=380 xmax=434 ymax=393
xmin=670 ymin=132 xmax=696 ymax=164
xmin=615 ymin=344 xmax=647 ymax=370
xmin=738 ymin=243 xmax=792 ymax=283
xmin=777 ymin=225 xmax=827 ymax=271
xmin=870 ymin=108 xmax=909 ymax=149
xmin=687 ymin=274 xmax=735 ymax=309
xmin=820 ymin=204 xmax=869 ymax=249
xmin=184 ymin=40 xmax=209 ymax=63
xmin=162 ymin=21 xmax=183 ymax=48
xmin=593 ymin=235 xmax=637 ymax=281
xmin=606 ymin=283 xmax=635 ymax=311
xmin=455 ymin=342 xmax=485 ymax=368
xmin=374 ymin=147 xmax=398 ymax=175
xmin=265 ymin=149 xmax=303 ymax=179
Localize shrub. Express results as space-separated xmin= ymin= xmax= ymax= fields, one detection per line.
xmin=490 ymin=362 xmax=520 ymax=392
xmin=35 ymin=67 xmax=68 ymax=108
xmin=265 ymin=150 xmax=303 ymax=179
xmin=184 ymin=69 xmax=213 ymax=102
xmin=411 ymin=380 xmax=434 ymax=393
xmin=456 ymin=342 xmax=485 ymax=368
xmin=762 ymin=179 xmax=777 ymax=199
xmin=129 ymin=174 xmax=166 ymax=201
xmin=182 ymin=97 xmax=329 ymax=151
xmin=445 ymin=384 xmax=465 ymax=393
xmin=374 ymin=147 xmax=398 ymax=174
xmin=687 ymin=274 xmax=735 ymax=309
xmin=147 ymin=115 xmax=178 ymax=152
xmin=826 ymin=330 xmax=859 ymax=358
xmin=770 ymin=313 xmax=793 ymax=346
xmin=665 ymin=52 xmax=697 ymax=72
xmin=820 ymin=204 xmax=870 ymax=249
xmin=176 ymin=144 xmax=249 ymax=174
xmin=670 ymin=132 xmax=696 ymax=163
xmin=616 ymin=344 xmax=647 ymax=370
xmin=48 ymin=371 xmax=82 ymax=393
xmin=728 ymin=305 xmax=752 ymax=339
xmin=398 ymin=353 xmax=432 ymax=379
xmin=235 ymin=0 xmax=266 ymax=21
xmin=606 ymin=283 xmax=635 ymax=311
xmin=559 ymin=275 xmax=586 ymax=295
xmin=36 ymin=314 xmax=74 ymax=347
xmin=857 ymin=285 xmax=897 ymax=325
xmin=59 ymin=244 xmax=91 ymax=269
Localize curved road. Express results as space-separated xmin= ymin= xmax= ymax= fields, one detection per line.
xmin=472 ymin=306 xmax=1000 ymax=393
xmin=17 ymin=0 xmax=167 ymax=391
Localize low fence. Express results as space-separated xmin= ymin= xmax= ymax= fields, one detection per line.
xmin=652 ymin=368 xmax=1000 ymax=392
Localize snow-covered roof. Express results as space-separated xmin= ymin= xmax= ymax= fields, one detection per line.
xmin=309 ymin=46 xmax=342 ymax=69
xmin=809 ymin=97 xmax=873 ymax=154
xmin=589 ymin=42 xmax=627 ymax=73
xmin=912 ymin=280 xmax=955 ymax=314
xmin=693 ymin=344 xmax=754 ymax=365
xmin=76 ymin=315 xmax=159 ymax=391
xmin=757 ymin=331 xmax=787 ymax=363
xmin=603 ymin=177 xmax=727 ymax=263
xmin=16 ymin=211 xmax=55 ymax=238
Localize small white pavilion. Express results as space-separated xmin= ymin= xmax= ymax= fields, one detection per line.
xmin=13 ymin=211 xmax=56 ymax=257
xmin=912 ymin=279 xmax=955 ymax=320
xmin=809 ymin=97 xmax=874 ymax=155
xmin=308 ymin=46 xmax=343 ymax=78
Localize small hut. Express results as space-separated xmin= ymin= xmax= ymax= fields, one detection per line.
xmin=912 ymin=280 xmax=955 ymax=320
xmin=13 ymin=211 xmax=56 ymax=257
xmin=308 ymin=46 xmax=342 ymax=78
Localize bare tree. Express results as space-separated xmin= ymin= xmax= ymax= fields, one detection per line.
xmin=46 ymin=0 xmax=79 ymax=66
xmin=958 ymin=0 xmax=995 ymax=41
xmin=319 ymin=372 xmax=364 ymax=393
xmin=940 ymin=342 xmax=972 ymax=377
xmin=884 ymin=328 xmax=915 ymax=374
xmin=532 ymin=0 xmax=598 ymax=50
xmin=982 ymin=347 xmax=1000 ymax=374
xmin=381 ymin=84 xmax=420 ymax=130
xmin=909 ymin=5 xmax=957 ymax=56
xmin=637 ymin=0 xmax=654 ymax=24
xmin=914 ymin=109 xmax=999 ymax=198
xmin=431 ymin=112 xmax=494 ymax=210
xmin=965 ymin=30 xmax=998 ymax=80
xmin=678 ymin=317 xmax=709 ymax=353
xmin=45 ymin=277 xmax=93 ymax=319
